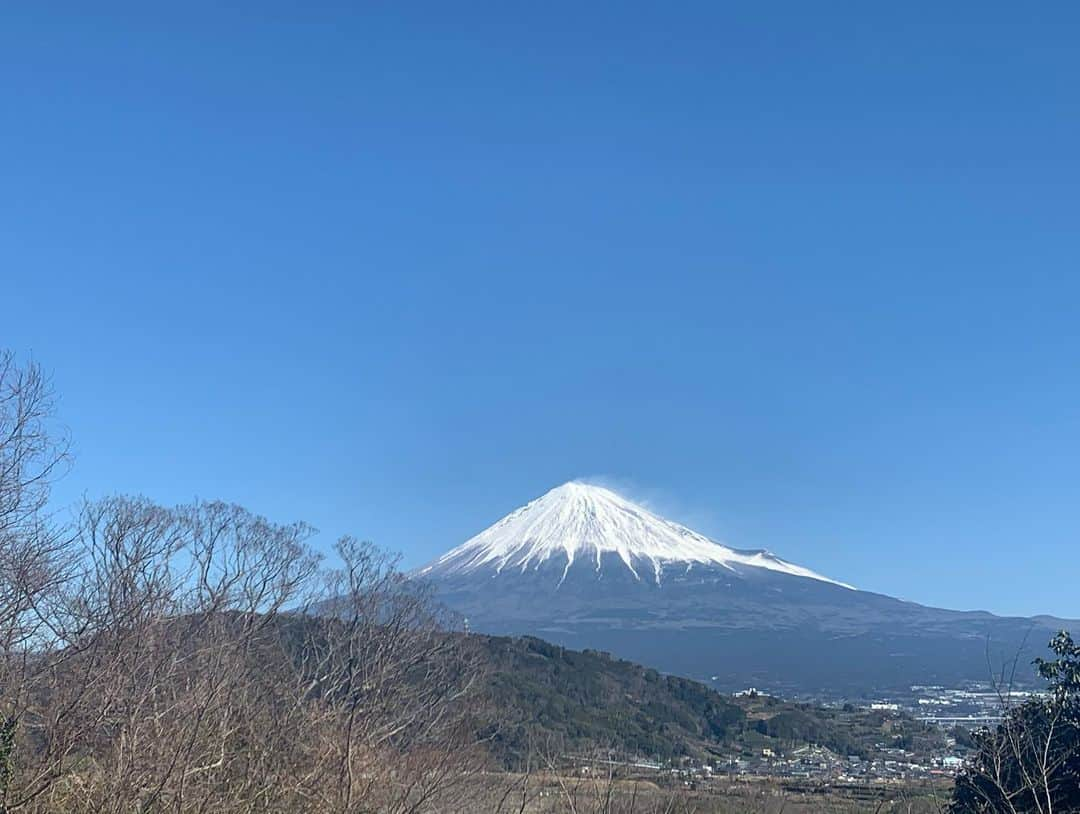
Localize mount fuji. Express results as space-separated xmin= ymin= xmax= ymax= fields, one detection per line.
xmin=420 ymin=481 xmax=852 ymax=590
xmin=420 ymin=482 xmax=1076 ymax=696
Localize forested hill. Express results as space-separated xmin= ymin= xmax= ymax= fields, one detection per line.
xmin=469 ymin=634 xmax=946 ymax=766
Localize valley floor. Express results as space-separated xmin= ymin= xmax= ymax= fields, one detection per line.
xmin=465 ymin=771 xmax=952 ymax=813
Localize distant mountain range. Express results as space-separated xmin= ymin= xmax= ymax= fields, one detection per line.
xmin=419 ymin=482 xmax=1076 ymax=696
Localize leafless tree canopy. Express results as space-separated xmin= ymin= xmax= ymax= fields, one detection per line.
xmin=0 ymin=352 xmax=69 ymax=538
xmin=0 ymin=354 xmax=486 ymax=813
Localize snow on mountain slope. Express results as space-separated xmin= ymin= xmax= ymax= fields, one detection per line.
xmin=419 ymin=482 xmax=853 ymax=589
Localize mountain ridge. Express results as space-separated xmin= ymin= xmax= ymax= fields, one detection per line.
xmin=420 ymin=483 xmax=1077 ymax=695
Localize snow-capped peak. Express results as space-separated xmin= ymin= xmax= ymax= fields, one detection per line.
xmin=420 ymin=481 xmax=853 ymax=589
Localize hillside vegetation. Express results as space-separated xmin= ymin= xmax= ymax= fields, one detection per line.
xmin=470 ymin=634 xmax=946 ymax=765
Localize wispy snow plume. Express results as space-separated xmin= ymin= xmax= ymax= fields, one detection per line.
xmin=572 ymin=475 xmax=726 ymax=544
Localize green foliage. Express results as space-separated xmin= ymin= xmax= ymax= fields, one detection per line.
xmin=951 ymin=632 xmax=1080 ymax=813
xmin=0 ymin=715 xmax=15 ymax=804
xmin=754 ymin=709 xmax=827 ymax=745
xmin=471 ymin=634 xmax=943 ymax=767
xmin=1035 ymin=630 xmax=1080 ymax=702
xmin=952 ymin=725 xmax=978 ymax=750
xmin=477 ymin=636 xmax=742 ymax=762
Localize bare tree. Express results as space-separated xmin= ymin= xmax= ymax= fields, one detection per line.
xmin=0 ymin=352 xmax=69 ymax=539
xmin=951 ymin=632 xmax=1080 ymax=813
xmin=0 ymin=351 xmax=489 ymax=813
xmin=0 ymin=495 xmax=490 ymax=812
xmin=287 ymin=536 xmax=486 ymax=813
xmin=0 ymin=353 xmax=71 ymax=812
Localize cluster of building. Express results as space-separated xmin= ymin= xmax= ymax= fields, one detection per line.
xmin=845 ymin=681 xmax=1044 ymax=731
xmin=716 ymin=680 xmax=1048 ymax=782
xmin=696 ymin=743 xmax=963 ymax=782
xmin=572 ymin=681 xmax=1037 ymax=789
xmin=571 ymin=741 xmax=966 ymax=786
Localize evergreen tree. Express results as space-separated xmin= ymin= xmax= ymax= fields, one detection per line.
xmin=951 ymin=632 xmax=1080 ymax=812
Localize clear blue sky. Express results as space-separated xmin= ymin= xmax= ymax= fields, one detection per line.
xmin=4 ymin=3 xmax=1078 ymax=618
